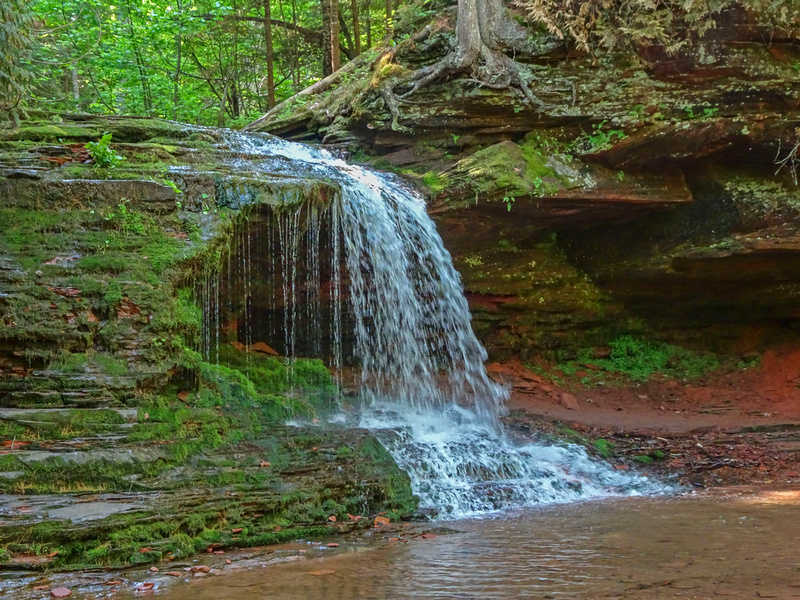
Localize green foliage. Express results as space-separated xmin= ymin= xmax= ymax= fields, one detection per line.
xmin=593 ymin=438 xmax=615 ymax=458
xmin=85 ymin=133 xmax=126 ymax=169
xmin=598 ymin=336 xmax=718 ymax=381
xmin=0 ymin=0 xmax=34 ymax=121
xmin=104 ymin=281 xmax=123 ymax=306
xmin=497 ymin=238 xmax=519 ymax=251
xmin=517 ymin=0 xmax=800 ymax=55
xmin=21 ymin=0 xmax=395 ymax=126
xmin=684 ymin=105 xmax=719 ymax=120
xmin=502 ymin=195 xmax=516 ymax=212
xmin=579 ymin=121 xmax=627 ymax=151
xmin=553 ymin=335 xmax=719 ymax=383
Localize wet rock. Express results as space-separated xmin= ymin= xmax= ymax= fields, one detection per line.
xmin=558 ymin=393 xmax=580 ymax=411
xmin=0 ymin=179 xmax=177 ymax=212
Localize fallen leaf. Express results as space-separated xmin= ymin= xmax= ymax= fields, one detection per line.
xmin=178 ymin=390 xmax=190 ymax=402
xmin=105 ymin=581 xmax=122 ymax=586
xmin=249 ymin=341 xmax=279 ymax=356
xmin=327 ymin=515 xmax=337 ymax=522
xmin=308 ymin=570 xmax=336 ymax=576
xmin=34 ymin=586 xmax=50 ymax=591
xmin=139 ymin=547 xmax=153 ymax=553
xmin=259 ymin=461 xmax=271 ymax=467
xmin=190 ymin=565 xmax=211 ymax=573
xmin=46 ymin=551 xmax=59 ymax=558
xmin=165 ymin=572 xmax=183 ymax=577
xmin=374 ymin=516 xmax=390 ymax=527
xmin=213 ymin=551 xmax=225 ymax=555
xmin=2 ymin=440 xmax=29 ymax=448
xmin=136 ymin=582 xmax=155 ymax=590
xmin=420 ymin=534 xmax=438 ymax=540
xmin=50 ymin=589 xmax=71 ymax=598
xmin=149 ymin=566 xmax=159 ymax=572
xmin=225 ymin=559 xmax=232 ymax=565
xmin=326 ymin=543 xmax=339 ymax=548
xmin=231 ymin=528 xmax=243 ymax=533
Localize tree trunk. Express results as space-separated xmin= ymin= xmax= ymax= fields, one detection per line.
xmin=173 ymin=0 xmax=183 ymax=120
xmin=456 ymin=0 xmax=481 ymax=60
xmin=71 ymin=68 xmax=80 ymax=103
xmin=263 ymin=0 xmax=276 ymax=108
xmin=351 ymin=0 xmax=361 ymax=54
xmin=321 ymin=0 xmax=341 ymax=76
xmin=383 ymin=0 xmax=544 ymax=129
xmin=385 ymin=0 xmax=393 ymax=38
xmin=364 ymin=0 xmax=371 ymax=47
xmin=338 ymin=12 xmax=355 ymax=59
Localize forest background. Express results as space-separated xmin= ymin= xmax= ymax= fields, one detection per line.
xmin=2 ymin=0 xmax=798 ymax=128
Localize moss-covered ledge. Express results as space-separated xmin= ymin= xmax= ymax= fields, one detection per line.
xmin=0 ymin=114 xmax=417 ymax=571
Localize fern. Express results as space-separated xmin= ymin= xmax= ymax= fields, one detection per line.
xmin=514 ymin=0 xmax=800 ymax=55
xmin=0 ymin=0 xmax=35 ymax=122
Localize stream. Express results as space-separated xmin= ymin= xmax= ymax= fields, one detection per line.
xmin=134 ymin=488 xmax=800 ymax=599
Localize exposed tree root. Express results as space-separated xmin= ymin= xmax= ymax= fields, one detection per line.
xmin=380 ymin=0 xmax=550 ymax=131
xmin=381 ymin=44 xmax=548 ymax=131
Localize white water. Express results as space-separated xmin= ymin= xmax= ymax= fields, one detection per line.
xmin=220 ymin=132 xmax=662 ymax=517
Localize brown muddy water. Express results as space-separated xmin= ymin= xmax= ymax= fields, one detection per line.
xmin=121 ymin=488 xmax=800 ymax=600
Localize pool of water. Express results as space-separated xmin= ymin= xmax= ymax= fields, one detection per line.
xmin=145 ymin=488 xmax=800 ymax=599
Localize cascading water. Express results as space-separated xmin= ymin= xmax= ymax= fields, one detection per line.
xmin=215 ymin=131 xmax=660 ymax=518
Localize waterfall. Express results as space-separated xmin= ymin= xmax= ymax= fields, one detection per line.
xmin=217 ymin=132 xmax=660 ymax=517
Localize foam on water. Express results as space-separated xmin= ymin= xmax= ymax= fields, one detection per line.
xmin=221 ymin=131 xmax=663 ymax=518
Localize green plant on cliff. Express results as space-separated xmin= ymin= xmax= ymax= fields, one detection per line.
xmin=579 ymin=121 xmax=627 ymax=152
xmin=85 ymin=133 xmax=125 ymax=169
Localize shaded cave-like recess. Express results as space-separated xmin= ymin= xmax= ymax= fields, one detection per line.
xmin=197 ymin=201 xmax=357 ymax=368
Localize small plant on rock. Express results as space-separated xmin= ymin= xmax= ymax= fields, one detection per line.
xmin=580 ymin=121 xmax=627 ymax=152
xmin=85 ymin=133 xmax=125 ymax=169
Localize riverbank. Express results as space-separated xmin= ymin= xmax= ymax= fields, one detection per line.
xmin=7 ymin=485 xmax=800 ymax=599
xmin=497 ymin=341 xmax=800 ymax=487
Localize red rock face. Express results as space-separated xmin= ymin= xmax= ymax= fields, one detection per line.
xmin=248 ymin=7 xmax=800 ymax=362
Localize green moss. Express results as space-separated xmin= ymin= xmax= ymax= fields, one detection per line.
xmin=421 ymin=170 xmax=448 ymax=195
xmin=4 ymin=458 xmax=138 ymax=494
xmin=1 ymin=123 xmax=102 ymax=142
xmin=593 ymin=438 xmax=615 ymax=458
xmin=439 ymin=134 xmax=579 ymax=208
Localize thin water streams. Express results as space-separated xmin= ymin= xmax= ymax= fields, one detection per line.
xmin=204 ymin=131 xmax=661 ymax=517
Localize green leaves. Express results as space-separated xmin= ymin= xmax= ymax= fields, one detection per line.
xmin=85 ymin=133 xmax=126 ymax=169
xmin=0 ymin=0 xmax=35 ymax=119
